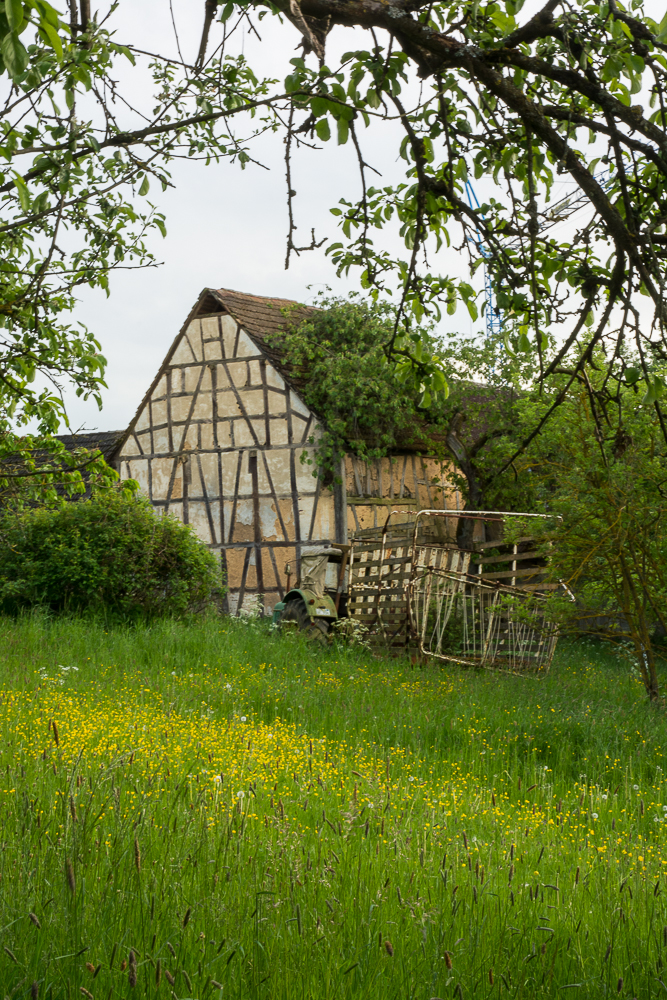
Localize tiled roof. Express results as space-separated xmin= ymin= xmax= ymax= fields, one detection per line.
xmin=208 ymin=288 xmax=447 ymax=455
xmin=209 ymin=287 xmax=315 ymax=398
xmin=57 ymin=431 xmax=125 ymax=462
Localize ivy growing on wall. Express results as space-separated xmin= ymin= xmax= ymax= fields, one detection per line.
xmin=268 ymin=296 xmax=450 ymax=481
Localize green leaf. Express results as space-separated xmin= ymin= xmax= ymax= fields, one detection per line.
xmin=5 ymin=0 xmax=24 ymax=32
xmin=12 ymin=172 xmax=30 ymax=212
xmin=39 ymin=20 xmax=62 ymax=61
xmin=518 ymin=329 xmax=531 ymax=352
xmin=219 ymin=1 xmax=234 ymax=23
xmin=1 ymin=32 xmax=28 ymax=78
xmin=625 ymin=367 xmax=641 ymax=384
xmin=642 ymin=382 xmax=657 ymax=406
xmin=138 ymin=175 xmax=149 ymax=196
xmin=34 ymin=0 xmax=60 ymax=27
xmin=336 ymin=117 xmax=349 ymax=145
xmin=310 ymin=96 xmax=328 ymax=117
xmin=315 ymin=118 xmax=330 ymax=142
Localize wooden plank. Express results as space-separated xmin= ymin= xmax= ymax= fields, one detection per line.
xmin=475 ymin=536 xmax=542 ymax=550
xmin=479 ymin=566 xmax=550 ymax=581
xmin=353 ymin=612 xmax=408 ymax=622
xmin=472 ymin=550 xmax=546 ymax=565
xmin=347 ymin=497 xmax=419 ymax=506
xmin=351 ymin=556 xmax=412 ymax=569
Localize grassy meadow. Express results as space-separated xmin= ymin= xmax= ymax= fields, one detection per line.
xmin=0 ymin=615 xmax=667 ymax=998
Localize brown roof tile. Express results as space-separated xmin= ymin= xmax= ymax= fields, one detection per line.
xmin=209 ymin=287 xmax=315 ymax=398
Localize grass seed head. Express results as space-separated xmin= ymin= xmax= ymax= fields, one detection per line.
xmin=444 ymin=951 xmax=452 ymax=970
xmin=52 ymin=720 xmax=59 ymax=746
xmin=29 ymin=912 xmax=41 ymax=928
xmin=66 ymin=858 xmax=75 ymax=894
xmin=384 ymin=940 xmax=394 ymax=957
xmin=134 ymin=837 xmax=141 ymax=872
xmin=30 ymin=983 xmax=38 ymax=1000
xmin=128 ymin=949 xmax=137 ymax=987
xmin=79 ymin=990 xmax=93 ymax=1000
xmin=165 ymin=970 xmax=175 ymax=986
xmin=183 ymin=907 xmax=191 ymax=928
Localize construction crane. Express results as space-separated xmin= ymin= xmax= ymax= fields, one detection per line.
xmin=464 ymin=180 xmax=503 ymax=340
xmin=464 ymin=172 xmax=610 ymax=340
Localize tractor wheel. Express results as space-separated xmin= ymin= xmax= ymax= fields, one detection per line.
xmin=279 ymin=598 xmax=330 ymax=644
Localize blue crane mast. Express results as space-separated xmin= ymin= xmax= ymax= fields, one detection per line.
xmin=464 ymin=173 xmax=610 ymax=341
xmin=464 ymin=181 xmax=503 ymax=340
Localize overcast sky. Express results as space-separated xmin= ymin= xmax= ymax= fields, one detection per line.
xmin=60 ymin=0 xmax=660 ymax=434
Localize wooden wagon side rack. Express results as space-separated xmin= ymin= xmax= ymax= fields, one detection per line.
xmin=346 ymin=509 xmax=562 ymax=676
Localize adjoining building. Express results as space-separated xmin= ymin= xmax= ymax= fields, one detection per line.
xmin=69 ymin=288 xmax=458 ymax=614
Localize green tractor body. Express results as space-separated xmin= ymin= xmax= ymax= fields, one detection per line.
xmin=273 ymin=545 xmax=347 ymax=642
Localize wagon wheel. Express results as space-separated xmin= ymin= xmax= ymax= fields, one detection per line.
xmin=279 ymin=597 xmax=330 ymax=644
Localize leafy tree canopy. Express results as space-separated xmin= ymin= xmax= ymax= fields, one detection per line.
xmin=0 ymin=0 xmax=666 ymax=469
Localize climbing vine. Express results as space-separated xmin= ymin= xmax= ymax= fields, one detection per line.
xmin=268 ymin=296 xmax=450 ymax=481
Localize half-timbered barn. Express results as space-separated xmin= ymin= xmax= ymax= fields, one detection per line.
xmin=109 ymin=287 xmax=457 ymax=614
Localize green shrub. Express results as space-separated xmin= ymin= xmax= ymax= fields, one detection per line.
xmin=0 ymin=489 xmax=223 ymax=618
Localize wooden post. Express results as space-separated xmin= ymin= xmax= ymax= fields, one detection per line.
xmin=334 ymin=455 xmax=348 ymax=544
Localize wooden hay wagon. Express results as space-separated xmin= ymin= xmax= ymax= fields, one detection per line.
xmin=345 ymin=510 xmax=562 ymax=675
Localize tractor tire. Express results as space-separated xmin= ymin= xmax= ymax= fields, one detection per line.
xmin=279 ymin=598 xmax=330 ymax=644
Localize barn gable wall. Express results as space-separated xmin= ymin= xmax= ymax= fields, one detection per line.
xmin=116 ymin=288 xmax=459 ymax=614
xmin=117 ymin=309 xmax=336 ymax=614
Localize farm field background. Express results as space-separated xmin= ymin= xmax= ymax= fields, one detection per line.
xmin=1 ymin=616 xmax=667 ymax=999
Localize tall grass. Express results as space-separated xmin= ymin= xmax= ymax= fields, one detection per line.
xmin=0 ymin=612 xmax=666 ymax=998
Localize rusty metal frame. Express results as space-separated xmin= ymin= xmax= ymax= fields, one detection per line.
xmin=406 ymin=510 xmax=561 ymax=676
